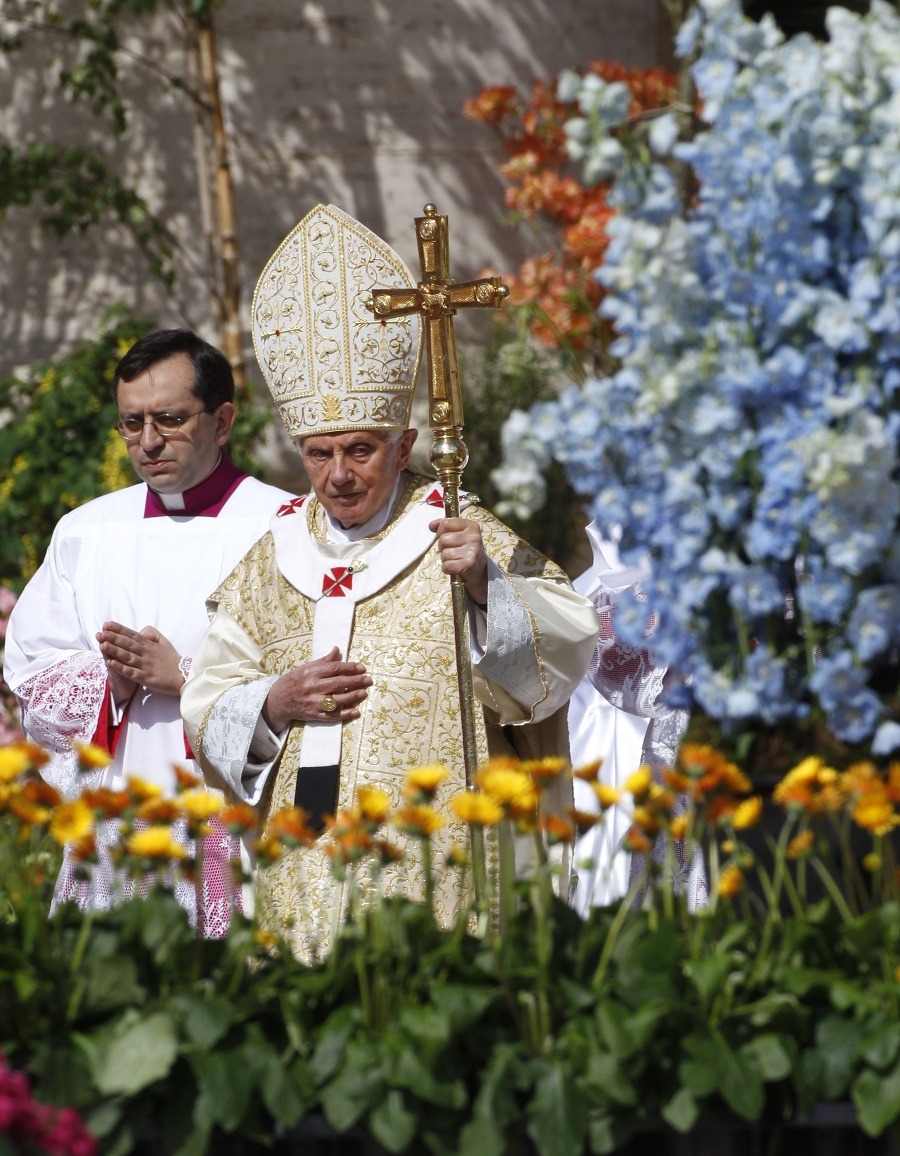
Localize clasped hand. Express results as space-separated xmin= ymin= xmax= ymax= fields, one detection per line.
xmin=97 ymin=621 xmax=184 ymax=704
xmin=262 ymin=645 xmax=372 ymax=734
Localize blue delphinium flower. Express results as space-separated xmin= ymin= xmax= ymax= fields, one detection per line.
xmin=494 ymin=0 xmax=900 ymax=747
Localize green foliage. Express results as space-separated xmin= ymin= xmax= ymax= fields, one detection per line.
xmin=0 ymin=142 xmax=174 ymax=282
xmin=461 ymin=325 xmax=586 ymax=575
xmin=0 ymin=311 xmax=153 ymax=590
xmin=1 ymin=881 xmax=897 ymax=1155
xmin=0 ymin=3 xmax=181 ymax=280
xmin=0 ymin=312 xmax=271 ymax=591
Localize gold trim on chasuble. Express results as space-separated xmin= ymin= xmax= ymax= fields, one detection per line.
xmin=208 ymin=480 xmax=569 ymax=962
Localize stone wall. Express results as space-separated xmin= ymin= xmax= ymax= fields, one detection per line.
xmin=0 ymin=0 xmax=674 ymax=379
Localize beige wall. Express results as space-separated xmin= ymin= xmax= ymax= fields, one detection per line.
xmin=0 ymin=0 xmax=673 ymax=381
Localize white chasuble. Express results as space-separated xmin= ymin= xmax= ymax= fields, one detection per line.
xmin=183 ymin=474 xmax=599 ymax=961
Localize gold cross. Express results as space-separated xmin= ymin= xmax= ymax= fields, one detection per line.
xmin=368 ymin=203 xmax=508 ymax=430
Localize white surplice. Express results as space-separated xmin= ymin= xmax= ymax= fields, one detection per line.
xmin=5 ymin=477 xmax=293 ymax=796
xmin=568 ymin=523 xmax=705 ymax=913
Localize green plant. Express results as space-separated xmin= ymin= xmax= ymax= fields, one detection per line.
xmin=1 ymin=741 xmax=898 ymax=1155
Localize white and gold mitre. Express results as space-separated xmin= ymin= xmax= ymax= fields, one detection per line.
xmin=251 ymin=204 xmax=421 ymax=438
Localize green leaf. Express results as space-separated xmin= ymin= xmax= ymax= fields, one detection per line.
xmin=369 ymin=1088 xmax=418 ymax=1154
xmin=311 ymin=1007 xmax=357 ymax=1084
xmin=428 ymin=982 xmax=498 ymax=1030
xmin=681 ymin=1032 xmax=764 ymax=1120
xmin=526 ymin=1058 xmax=588 ymax=1156
xmin=391 ymin=1046 xmax=466 ymax=1109
xmin=584 ymin=1052 xmax=638 ymax=1107
xmin=811 ymin=1015 xmax=864 ymax=1098
xmin=77 ymin=1009 xmax=178 ymax=1096
xmin=172 ymin=992 xmax=234 ymax=1050
xmin=852 ymin=1059 xmax=900 ymax=1136
xmin=458 ymin=1043 xmax=528 ymax=1156
xmin=321 ymin=1044 xmax=386 ymax=1132
xmin=860 ymin=1021 xmax=900 ymax=1071
xmin=661 ymin=1088 xmax=699 ymax=1133
xmin=191 ymin=1048 xmax=254 ymax=1132
xmin=685 ymin=954 xmax=732 ymax=1006
xmin=749 ymin=1034 xmax=792 ymax=1081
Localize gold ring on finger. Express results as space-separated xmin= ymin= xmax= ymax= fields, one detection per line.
xmin=321 ymin=694 xmax=338 ymax=713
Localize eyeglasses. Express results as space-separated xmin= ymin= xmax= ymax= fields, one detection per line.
xmin=115 ymin=406 xmax=219 ymax=443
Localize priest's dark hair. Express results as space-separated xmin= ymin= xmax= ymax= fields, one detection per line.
xmin=112 ymin=329 xmax=235 ymax=408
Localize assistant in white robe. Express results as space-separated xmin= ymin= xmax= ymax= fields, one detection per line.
xmin=568 ymin=522 xmax=706 ymax=913
xmin=4 ymin=455 xmax=294 ymax=932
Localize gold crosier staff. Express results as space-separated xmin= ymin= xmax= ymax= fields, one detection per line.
xmin=369 ymin=204 xmax=508 ymax=893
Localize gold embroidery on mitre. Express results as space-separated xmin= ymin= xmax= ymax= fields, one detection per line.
xmin=321 ymin=392 xmax=343 ymax=423
xmin=251 ymin=203 xmax=422 ymax=438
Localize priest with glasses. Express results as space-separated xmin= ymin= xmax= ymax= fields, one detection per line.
xmin=4 ymin=328 xmax=293 ymax=931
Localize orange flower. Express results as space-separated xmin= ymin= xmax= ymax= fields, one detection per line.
xmin=173 ymin=764 xmax=202 ymax=792
xmin=135 ymin=797 xmax=180 ymax=824
xmin=326 ymin=810 xmax=374 ymax=862
xmin=219 ymin=803 xmax=258 ymax=835
xmin=624 ymin=766 xmax=653 ymax=800
xmin=253 ymin=834 xmax=286 ymax=865
xmin=356 ymin=786 xmax=391 ymax=824
xmin=572 ymin=759 xmax=603 ymax=782
xmin=81 ymin=787 xmax=131 ymax=818
xmin=451 ymin=791 xmax=503 ymax=826
xmin=851 ymin=795 xmax=897 ymax=837
xmin=268 ymin=806 xmax=316 ymax=847
xmin=393 ymin=804 xmax=445 ymax=839
xmin=126 ymin=826 xmax=187 ymax=860
xmin=717 ymin=865 xmax=744 ymax=897
xmin=14 ymin=741 xmax=50 ymax=769
xmin=786 ymin=830 xmax=815 ymax=859
xmin=623 ymin=825 xmax=650 ymax=855
xmin=404 ymin=764 xmax=449 ymax=799
xmin=72 ymin=740 xmax=112 ymax=770
xmin=522 ymin=756 xmax=568 ymax=783
xmin=373 ymin=838 xmax=404 ymax=866
xmin=632 ymin=806 xmax=661 ymax=835
xmin=669 ymin=813 xmax=688 ymax=841
xmin=49 ymin=798 xmax=94 ymax=844
xmin=69 ymin=832 xmax=97 ymax=863
xmin=566 ymin=806 xmax=600 ymax=833
xmin=126 ymin=775 xmax=162 ymax=802
xmin=775 ymin=757 xmax=844 ymax=814
xmin=732 ymin=796 xmax=763 ymax=831
xmin=462 ymin=85 xmax=518 ymax=125
xmin=540 ymin=814 xmax=576 ymax=845
xmin=592 ymin=782 xmax=621 ymax=809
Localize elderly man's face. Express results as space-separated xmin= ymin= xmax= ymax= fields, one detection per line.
xmin=117 ymin=353 xmax=234 ymax=494
xmin=299 ymin=429 xmax=417 ymax=528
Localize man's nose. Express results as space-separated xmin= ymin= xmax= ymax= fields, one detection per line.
xmin=139 ymin=417 xmax=165 ymax=450
xmin=329 ymin=452 xmax=353 ymax=485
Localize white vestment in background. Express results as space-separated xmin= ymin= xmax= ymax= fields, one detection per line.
xmin=568 ymin=523 xmax=705 ymax=914
xmin=4 ymin=472 xmax=293 ymax=930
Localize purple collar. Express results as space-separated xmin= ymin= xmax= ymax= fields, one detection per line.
xmin=143 ymin=454 xmax=248 ymax=518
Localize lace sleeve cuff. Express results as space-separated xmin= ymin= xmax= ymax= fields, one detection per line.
xmin=199 ymin=676 xmax=282 ymax=803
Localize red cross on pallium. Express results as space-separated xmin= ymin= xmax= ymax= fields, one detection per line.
xmin=322 ymin=567 xmax=353 ymax=597
xmin=424 ymin=488 xmax=445 ymax=508
xmin=276 ymin=496 xmax=307 ymax=517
